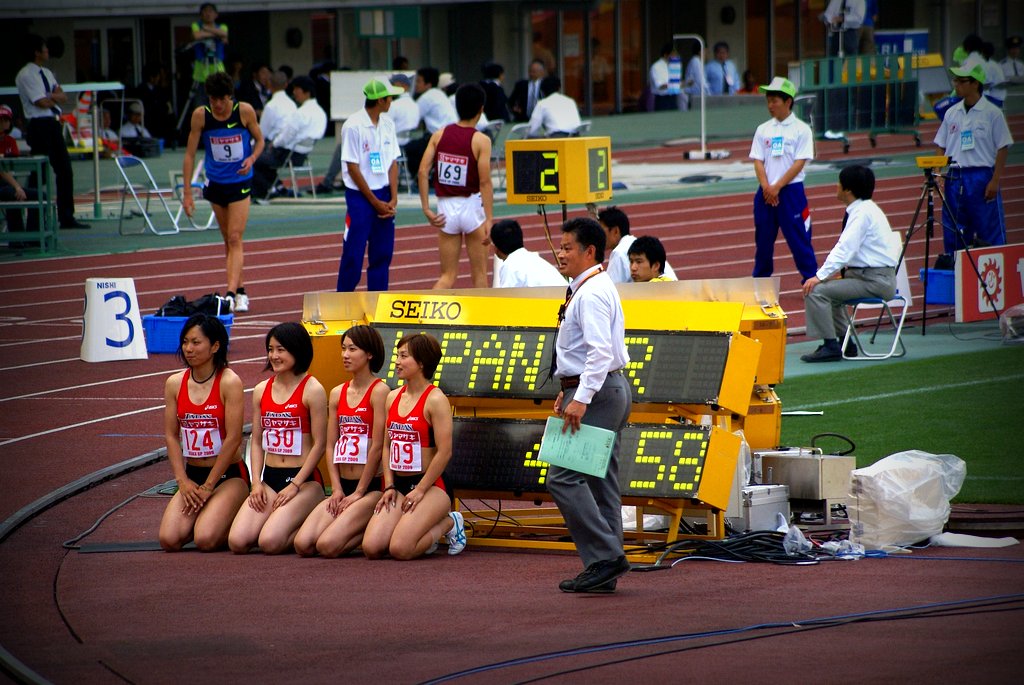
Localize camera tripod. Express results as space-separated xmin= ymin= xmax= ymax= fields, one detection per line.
xmin=174 ymin=42 xmax=220 ymax=133
xmin=897 ymin=164 xmax=1002 ymax=335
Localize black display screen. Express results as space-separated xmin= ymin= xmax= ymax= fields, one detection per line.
xmin=588 ymin=146 xmax=610 ymax=192
xmin=447 ymin=418 xmax=711 ymax=499
xmin=511 ymin=149 xmax=560 ymax=195
xmin=374 ymin=323 xmax=730 ymax=405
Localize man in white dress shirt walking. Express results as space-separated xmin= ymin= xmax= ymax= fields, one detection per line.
xmin=549 ymin=217 xmax=632 ymax=594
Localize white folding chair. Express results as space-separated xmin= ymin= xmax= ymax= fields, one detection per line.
xmin=496 ymin=123 xmax=531 ymax=190
xmin=286 ymin=139 xmax=317 ymax=198
xmin=172 ymin=158 xmax=215 ymax=230
xmin=396 ymin=143 xmax=416 ymax=196
xmin=572 ymin=120 xmax=592 ymax=136
xmin=482 ymin=120 xmax=503 ymax=143
xmin=116 ymin=155 xmax=184 ymax=236
xmin=841 ymin=232 xmax=912 ymax=360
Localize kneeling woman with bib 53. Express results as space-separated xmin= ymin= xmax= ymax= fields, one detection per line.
xmin=229 ymin=323 xmax=327 ymax=553
xmin=294 ymin=325 xmax=390 ymax=557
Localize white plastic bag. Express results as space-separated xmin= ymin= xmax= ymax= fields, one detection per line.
xmin=848 ymin=450 xmax=966 ymax=551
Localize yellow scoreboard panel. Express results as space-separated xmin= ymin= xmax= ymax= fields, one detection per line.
xmin=505 ymin=136 xmax=612 ymax=205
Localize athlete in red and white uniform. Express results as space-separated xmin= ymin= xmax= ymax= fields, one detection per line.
xmin=363 ymin=333 xmax=467 ymax=559
xmin=418 ymin=83 xmax=493 ymax=289
xmin=160 ymin=314 xmax=249 ymax=552
xmin=228 ymin=323 xmax=327 ymax=554
xmin=294 ymin=325 xmax=390 ymax=557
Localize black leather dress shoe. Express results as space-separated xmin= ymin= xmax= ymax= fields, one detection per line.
xmin=844 ymin=341 xmax=858 ymax=358
xmin=800 ymin=344 xmax=843 ymax=363
xmin=559 ymin=556 xmax=630 ymax=593
xmin=61 ymin=219 xmax=90 ymax=229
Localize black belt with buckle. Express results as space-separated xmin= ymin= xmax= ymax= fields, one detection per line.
xmin=559 ymin=375 xmax=580 ymax=390
xmin=559 ymin=369 xmax=622 ymax=391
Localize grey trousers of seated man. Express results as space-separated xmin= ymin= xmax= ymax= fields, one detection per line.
xmin=804 ymin=266 xmax=896 ymax=340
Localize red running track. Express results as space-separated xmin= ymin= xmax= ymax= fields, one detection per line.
xmin=1 ymin=130 xmax=1022 ymax=683
xmin=2 ymin=165 xmax=1023 ymax=520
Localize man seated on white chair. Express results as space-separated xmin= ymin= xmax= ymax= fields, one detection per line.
xmin=120 ymin=102 xmax=152 ymax=139
xmin=252 ymin=75 xmax=326 ymax=201
xmin=801 ymin=165 xmax=897 ymax=363
xmin=527 ymin=76 xmax=581 ymax=138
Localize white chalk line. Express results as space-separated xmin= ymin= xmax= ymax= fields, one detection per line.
xmin=0 ymin=355 xmax=266 ymax=403
xmin=787 ymin=373 xmax=1024 ymax=410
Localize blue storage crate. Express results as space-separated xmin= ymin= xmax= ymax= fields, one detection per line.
xmin=918 ymin=268 xmax=954 ymax=305
xmin=142 ymin=314 xmax=234 ymax=353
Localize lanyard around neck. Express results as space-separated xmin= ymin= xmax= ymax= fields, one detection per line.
xmin=557 ymin=266 xmax=603 ymax=327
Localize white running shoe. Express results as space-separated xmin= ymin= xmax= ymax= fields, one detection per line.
xmin=233 ymin=292 xmax=249 ymax=313
xmin=445 ymin=510 xmax=467 ymax=555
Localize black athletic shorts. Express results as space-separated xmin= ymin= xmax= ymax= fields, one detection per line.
xmin=203 ymin=179 xmax=252 ymax=207
xmin=262 ymin=464 xmax=325 ymax=493
xmin=339 ymin=475 xmax=383 ymax=497
xmin=184 ymin=461 xmax=249 ymax=488
xmin=393 ymin=472 xmax=453 ymax=504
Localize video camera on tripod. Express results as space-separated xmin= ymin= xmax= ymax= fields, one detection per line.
xmin=902 ymin=155 xmax=1001 ymax=332
xmin=198 ymin=38 xmax=220 ymax=65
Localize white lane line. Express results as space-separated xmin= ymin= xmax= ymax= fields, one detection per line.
xmin=787 ymin=373 xmax=1024 ymax=410
xmin=0 ymin=405 xmax=163 ymax=446
xmin=0 ymin=357 xmax=81 ymax=371
xmin=966 ymin=476 xmax=1024 ymax=481
xmin=0 ymin=355 xmax=266 ymax=402
xmin=0 ymin=333 xmax=272 ymax=368
xmin=0 ymin=387 xmax=256 ymax=446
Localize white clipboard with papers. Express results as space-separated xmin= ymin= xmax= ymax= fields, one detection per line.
xmin=538 ymin=416 xmax=615 ymax=479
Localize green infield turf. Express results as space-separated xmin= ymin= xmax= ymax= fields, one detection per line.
xmin=776 ymin=346 xmax=1024 ymax=504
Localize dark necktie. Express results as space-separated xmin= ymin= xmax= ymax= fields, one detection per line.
xmin=841 ymin=211 xmax=849 ymax=231
xmin=39 ymin=70 xmax=61 ymax=115
xmin=548 ymin=285 xmax=574 ymax=379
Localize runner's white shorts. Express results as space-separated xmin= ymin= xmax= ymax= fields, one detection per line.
xmin=437 ymin=194 xmax=486 ymax=236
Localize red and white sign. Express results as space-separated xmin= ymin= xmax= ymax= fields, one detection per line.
xmin=955 ymin=242 xmax=1024 ymax=322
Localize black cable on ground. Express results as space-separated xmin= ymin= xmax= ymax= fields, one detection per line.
xmin=418 ymin=593 xmax=1024 ymax=684
xmin=510 ymin=596 xmax=1024 ymax=685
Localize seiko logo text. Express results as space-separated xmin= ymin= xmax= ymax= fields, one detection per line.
xmin=389 ymin=299 xmax=463 ymax=321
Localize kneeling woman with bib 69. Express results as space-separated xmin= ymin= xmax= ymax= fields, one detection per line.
xmin=362 ymin=333 xmax=467 ymax=559
xmin=160 ymin=314 xmax=249 ymax=551
xmin=229 ymin=323 xmax=327 ymax=553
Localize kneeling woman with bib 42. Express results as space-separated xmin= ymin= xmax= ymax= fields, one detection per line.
xmin=160 ymin=314 xmax=249 ymax=551
xmin=294 ymin=325 xmax=390 ymax=557
xmin=362 ymin=333 xmax=467 ymax=559
xmin=229 ymin=323 xmax=327 ymax=553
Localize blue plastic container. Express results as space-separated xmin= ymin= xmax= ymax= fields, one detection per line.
xmin=142 ymin=314 xmax=234 ymax=353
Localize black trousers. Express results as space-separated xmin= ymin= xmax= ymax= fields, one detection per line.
xmin=403 ymin=134 xmax=431 ymax=188
xmin=26 ymin=117 xmax=75 ymax=225
xmin=252 ymin=146 xmax=305 ymax=199
xmin=0 ymin=184 xmax=40 ymax=234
